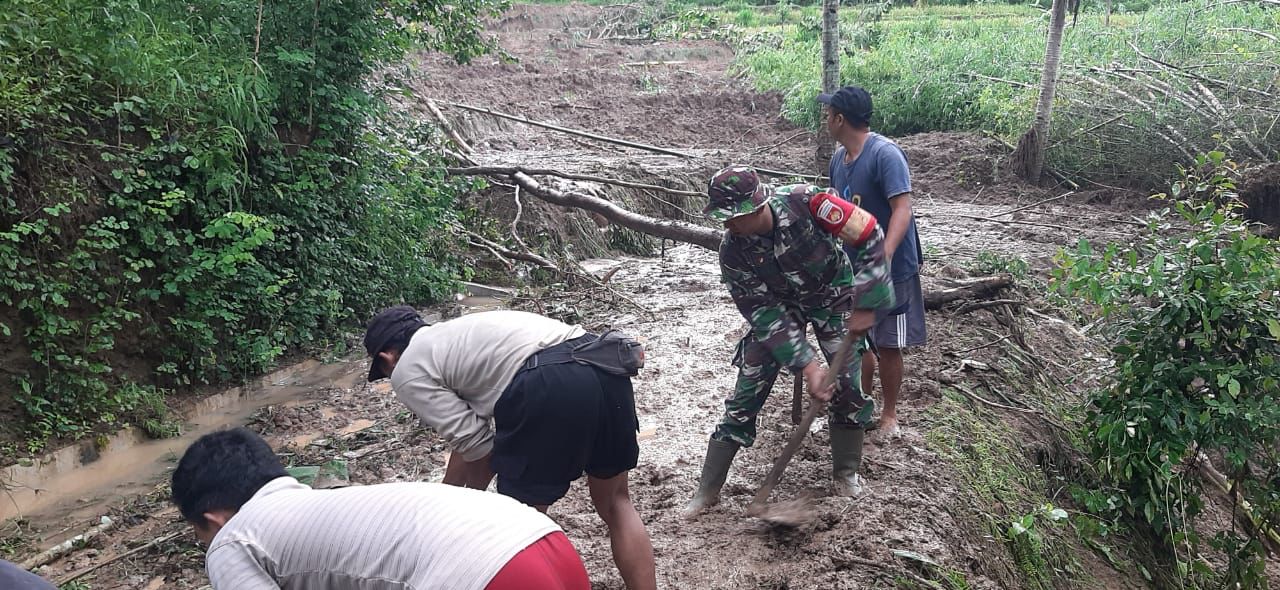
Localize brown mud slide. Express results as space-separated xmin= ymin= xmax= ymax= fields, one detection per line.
xmin=5 ymin=3 xmax=1220 ymax=589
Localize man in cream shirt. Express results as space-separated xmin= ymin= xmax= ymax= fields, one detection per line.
xmin=364 ymin=307 xmax=656 ymax=590
xmin=172 ymin=428 xmax=589 ymax=589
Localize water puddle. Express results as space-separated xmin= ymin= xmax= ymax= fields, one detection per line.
xmin=0 ymin=359 xmax=365 ymax=528
xmin=2 ymin=283 xmax=519 ymax=542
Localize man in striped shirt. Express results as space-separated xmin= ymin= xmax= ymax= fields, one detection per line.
xmin=364 ymin=307 xmax=656 ymax=590
xmin=172 ymin=428 xmax=590 ymax=589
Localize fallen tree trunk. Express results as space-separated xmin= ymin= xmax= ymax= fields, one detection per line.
xmin=454 ymin=167 xmax=1017 ymax=311
xmin=923 ymin=276 xmax=1014 ymax=310
xmin=508 ymin=171 xmax=723 ymax=251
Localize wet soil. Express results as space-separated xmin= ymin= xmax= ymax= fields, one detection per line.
xmin=4 ymin=2 xmax=1254 ymax=589
xmin=4 ymin=243 xmax=1138 ymax=589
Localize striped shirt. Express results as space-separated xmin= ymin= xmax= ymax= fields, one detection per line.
xmin=390 ymin=311 xmax=585 ymax=461
xmin=205 ymin=477 xmax=560 ymax=590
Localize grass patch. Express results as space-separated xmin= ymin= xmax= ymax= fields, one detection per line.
xmin=926 ymin=392 xmax=1092 ymax=588
xmin=729 ymin=2 xmax=1278 ymax=186
xmin=926 ymin=393 xmax=1042 ymax=506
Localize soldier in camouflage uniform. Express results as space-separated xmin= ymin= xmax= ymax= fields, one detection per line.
xmin=682 ymin=165 xmax=894 ymax=519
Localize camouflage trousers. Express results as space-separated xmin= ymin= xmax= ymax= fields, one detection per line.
xmin=712 ymin=309 xmax=874 ymax=447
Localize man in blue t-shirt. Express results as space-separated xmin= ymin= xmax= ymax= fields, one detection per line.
xmin=0 ymin=559 xmax=57 ymax=589
xmin=818 ymin=85 xmax=927 ymax=438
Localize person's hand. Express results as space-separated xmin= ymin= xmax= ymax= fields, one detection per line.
xmin=846 ymin=309 xmax=875 ymax=337
xmin=802 ymin=360 xmax=833 ymax=402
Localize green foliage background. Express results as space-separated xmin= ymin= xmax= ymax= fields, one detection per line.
xmin=0 ymin=0 xmax=501 ymax=449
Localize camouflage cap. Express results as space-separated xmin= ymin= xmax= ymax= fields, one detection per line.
xmin=704 ymin=165 xmax=768 ymax=222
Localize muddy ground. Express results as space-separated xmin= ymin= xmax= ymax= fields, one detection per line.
xmin=5 ymin=3 xmax=1265 ymax=589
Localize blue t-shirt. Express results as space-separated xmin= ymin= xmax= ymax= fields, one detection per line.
xmin=829 ymin=133 xmax=922 ymax=282
xmin=0 ymin=560 xmax=57 ymax=590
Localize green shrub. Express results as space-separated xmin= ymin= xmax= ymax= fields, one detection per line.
xmin=0 ymin=0 xmax=499 ymax=444
xmin=1056 ymin=152 xmax=1280 ymax=588
xmin=965 ymin=251 xmax=1031 ymax=279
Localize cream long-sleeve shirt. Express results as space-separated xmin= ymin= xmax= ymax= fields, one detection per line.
xmin=205 ymin=477 xmax=559 ymax=590
xmin=389 ymin=311 xmax=584 ymax=461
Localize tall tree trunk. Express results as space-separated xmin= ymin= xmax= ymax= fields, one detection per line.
xmin=814 ymin=0 xmax=841 ymax=176
xmin=1012 ymin=0 xmax=1068 ymax=183
xmin=1104 ymin=0 xmax=1111 ymax=26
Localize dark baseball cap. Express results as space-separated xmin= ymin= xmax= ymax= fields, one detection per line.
xmin=704 ymin=165 xmax=768 ymax=222
xmin=363 ymin=305 xmax=427 ymax=382
xmin=816 ymin=86 xmax=873 ymax=124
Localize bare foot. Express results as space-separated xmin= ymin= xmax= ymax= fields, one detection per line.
xmin=873 ymin=416 xmax=901 ymax=441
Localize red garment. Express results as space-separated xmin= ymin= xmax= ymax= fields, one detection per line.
xmin=486 ymin=531 xmax=590 ymax=590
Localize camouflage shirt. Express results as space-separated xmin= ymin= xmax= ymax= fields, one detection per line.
xmin=720 ymin=184 xmax=894 ymax=371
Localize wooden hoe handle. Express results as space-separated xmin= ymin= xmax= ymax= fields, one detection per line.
xmin=749 ymin=334 xmax=857 ymax=514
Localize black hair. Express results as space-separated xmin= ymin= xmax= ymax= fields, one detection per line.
xmin=171 ymin=427 xmax=288 ymax=526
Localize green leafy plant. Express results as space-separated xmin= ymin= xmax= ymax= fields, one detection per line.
xmin=1 ymin=0 xmax=500 ymax=447
xmin=1056 ymin=152 xmax=1280 ymax=589
xmin=965 ymin=250 xmax=1030 ymax=279
xmin=1004 ymin=503 xmax=1071 ymax=588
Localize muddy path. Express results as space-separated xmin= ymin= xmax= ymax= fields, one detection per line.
xmin=0 ymin=3 xmax=1167 ymax=589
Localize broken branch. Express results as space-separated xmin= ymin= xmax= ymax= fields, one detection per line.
xmin=20 ymin=516 xmax=116 ymax=571
xmin=947 ymin=335 xmax=1011 ymax=356
xmin=442 ymin=101 xmax=697 ymax=159
xmin=939 ymin=211 xmax=1131 ymax=237
xmin=952 ymin=384 xmax=1041 ymax=414
xmin=441 ymin=102 xmax=824 ymax=180
xmin=57 ymin=531 xmax=185 ymax=585
xmin=424 ymin=99 xmax=473 ymax=154
xmin=463 ymin=229 xmax=556 ymax=269
xmin=458 ymin=167 xmax=1023 ymax=318
xmin=622 ymin=60 xmax=687 ymax=66
xmin=954 ymin=299 xmax=1026 ymax=314
xmin=923 ymin=276 xmax=1014 ymax=310
xmin=967 ymin=72 xmax=1033 ymax=89
xmin=749 ymin=130 xmax=811 ymax=155
xmin=1222 ymin=27 xmax=1278 ymax=42
xmin=507 ymin=171 xmax=723 ymax=250
xmin=446 ymin=166 xmax=702 ymax=197
xmin=1196 ymin=453 xmax=1280 ymax=553
xmin=988 ymin=191 xmax=1076 ymax=218
xmin=829 ymin=549 xmax=946 ymax=590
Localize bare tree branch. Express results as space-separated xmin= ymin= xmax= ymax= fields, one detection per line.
xmin=503 ymin=171 xmax=723 ymax=251
xmin=447 ymin=166 xmax=701 ymax=197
